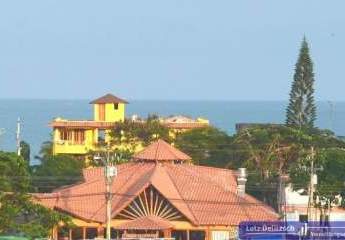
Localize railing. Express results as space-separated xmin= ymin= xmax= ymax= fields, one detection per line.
xmin=54 ymin=140 xmax=86 ymax=145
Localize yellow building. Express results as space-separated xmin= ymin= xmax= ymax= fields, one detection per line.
xmin=51 ymin=94 xmax=209 ymax=157
xmin=51 ymin=94 xmax=128 ymax=155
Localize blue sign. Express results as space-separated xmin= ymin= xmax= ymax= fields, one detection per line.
xmin=239 ymin=221 xmax=345 ymax=239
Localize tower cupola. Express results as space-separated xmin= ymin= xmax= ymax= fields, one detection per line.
xmin=90 ymin=93 xmax=128 ymax=122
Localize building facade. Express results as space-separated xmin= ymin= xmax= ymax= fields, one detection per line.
xmin=35 ymin=140 xmax=278 ymax=240
xmin=51 ymin=94 xmax=128 ymax=155
xmin=51 ymin=94 xmax=209 ymax=156
xmin=284 ymin=185 xmax=345 ymax=222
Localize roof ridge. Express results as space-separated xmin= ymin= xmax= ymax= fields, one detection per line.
xmin=162 ymin=140 xmax=191 ymax=161
xmin=163 ymin=164 xmax=199 ymax=225
xmin=132 ymin=139 xmax=191 ymax=161
xmin=153 ymin=140 xmax=161 ymax=162
xmin=162 ymin=141 xmax=179 ymax=160
xmin=90 ymin=93 xmax=128 ymax=104
xmin=111 ymin=164 xmax=157 ymax=218
xmin=89 ymin=200 xmax=108 ymax=222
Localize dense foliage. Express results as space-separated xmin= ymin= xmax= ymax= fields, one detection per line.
xmin=174 ymin=127 xmax=239 ymax=168
xmin=32 ymin=152 xmax=85 ymax=192
xmin=290 ymin=148 xmax=345 ymax=214
xmin=286 ymin=37 xmax=317 ymax=128
xmin=232 ymin=125 xmax=302 ymax=209
xmin=233 ymin=125 xmax=345 ymax=211
xmin=0 ymin=151 xmax=71 ymax=239
xmin=110 ymin=117 xmax=172 ymax=152
xmin=19 ymin=141 xmax=30 ymax=164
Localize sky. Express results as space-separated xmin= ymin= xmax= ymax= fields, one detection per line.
xmin=0 ymin=0 xmax=344 ymax=101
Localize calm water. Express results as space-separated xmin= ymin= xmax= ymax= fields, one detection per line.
xmin=0 ymin=100 xmax=343 ymax=164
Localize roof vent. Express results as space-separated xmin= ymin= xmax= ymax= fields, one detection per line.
xmin=237 ymin=168 xmax=247 ymax=197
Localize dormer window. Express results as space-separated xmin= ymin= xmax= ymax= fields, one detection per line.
xmin=114 ymin=103 xmax=119 ymax=110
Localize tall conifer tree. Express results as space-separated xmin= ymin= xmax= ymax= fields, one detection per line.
xmin=286 ymin=37 xmax=316 ymax=128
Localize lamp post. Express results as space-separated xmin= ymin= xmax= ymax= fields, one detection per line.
xmin=94 ymin=148 xmax=117 ymax=240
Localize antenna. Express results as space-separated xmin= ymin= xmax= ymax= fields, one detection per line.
xmin=16 ymin=117 xmax=21 ymax=156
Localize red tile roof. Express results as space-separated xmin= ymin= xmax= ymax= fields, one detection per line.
xmin=50 ymin=120 xmax=116 ymax=129
xmin=163 ymin=122 xmax=208 ymax=129
xmin=132 ymin=140 xmax=192 ymax=162
xmin=34 ymin=164 xmax=278 ymax=226
xmin=115 ymin=216 xmax=172 ymax=230
xmin=90 ymin=94 xmax=128 ymax=104
xmin=34 ymin=141 xmax=278 ymax=226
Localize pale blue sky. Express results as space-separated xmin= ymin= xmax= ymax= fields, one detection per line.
xmin=0 ymin=0 xmax=344 ymax=100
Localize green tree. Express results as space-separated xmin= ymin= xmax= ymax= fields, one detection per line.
xmin=0 ymin=151 xmax=71 ymax=238
xmin=286 ymin=37 xmax=317 ymax=129
xmin=234 ymin=125 xmax=302 ymax=209
xmin=289 ymin=148 xmax=345 ymax=220
xmin=174 ymin=127 xmax=237 ymax=168
xmin=110 ymin=117 xmax=171 ymax=153
xmin=34 ymin=140 xmax=53 ymax=164
xmin=20 ymin=141 xmax=30 ymax=164
xmin=235 ymin=125 xmax=345 ymax=209
xmin=31 ymin=154 xmax=84 ymax=192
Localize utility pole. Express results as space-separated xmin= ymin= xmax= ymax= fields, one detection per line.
xmin=95 ymin=146 xmax=117 ymax=240
xmin=307 ymin=146 xmax=320 ymax=222
xmin=16 ymin=117 xmax=21 ymax=156
xmin=307 ymin=150 xmax=314 ymax=222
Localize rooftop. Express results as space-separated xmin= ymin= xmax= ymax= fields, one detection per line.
xmin=34 ymin=140 xmax=278 ymax=227
xmin=132 ymin=139 xmax=191 ymax=162
xmin=89 ymin=93 xmax=128 ymax=104
xmin=50 ymin=119 xmax=116 ymax=129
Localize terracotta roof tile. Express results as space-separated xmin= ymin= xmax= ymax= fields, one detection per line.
xmin=34 ymin=140 xmax=278 ymax=226
xmin=132 ymin=140 xmax=191 ymax=162
xmin=163 ymin=122 xmax=208 ymax=129
xmin=50 ymin=120 xmax=115 ymax=129
xmin=90 ymin=94 xmax=128 ymax=104
xmin=115 ymin=216 xmax=172 ymax=230
xmin=34 ymin=163 xmax=278 ymax=225
xmin=149 ymin=164 xmax=197 ymax=224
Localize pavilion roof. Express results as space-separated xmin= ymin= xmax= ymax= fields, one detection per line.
xmin=90 ymin=94 xmax=128 ymax=104
xmin=33 ymin=140 xmax=278 ymax=226
xmin=132 ymin=139 xmax=191 ymax=162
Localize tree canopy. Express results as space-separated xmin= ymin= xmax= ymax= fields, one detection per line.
xmin=174 ymin=127 xmax=238 ymax=168
xmin=289 ymin=148 xmax=345 ymax=214
xmin=19 ymin=141 xmax=30 ymax=165
xmin=233 ymin=125 xmax=345 ymax=211
xmin=286 ymin=37 xmax=317 ymax=128
xmin=0 ymin=151 xmax=71 ymax=238
xmin=31 ymin=153 xmax=84 ymax=193
xmin=110 ymin=117 xmax=172 ymax=153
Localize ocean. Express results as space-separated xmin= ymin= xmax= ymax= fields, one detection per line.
xmin=0 ymin=100 xmax=343 ymax=165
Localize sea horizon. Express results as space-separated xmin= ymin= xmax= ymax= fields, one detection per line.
xmin=0 ymin=99 xmax=343 ymax=164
